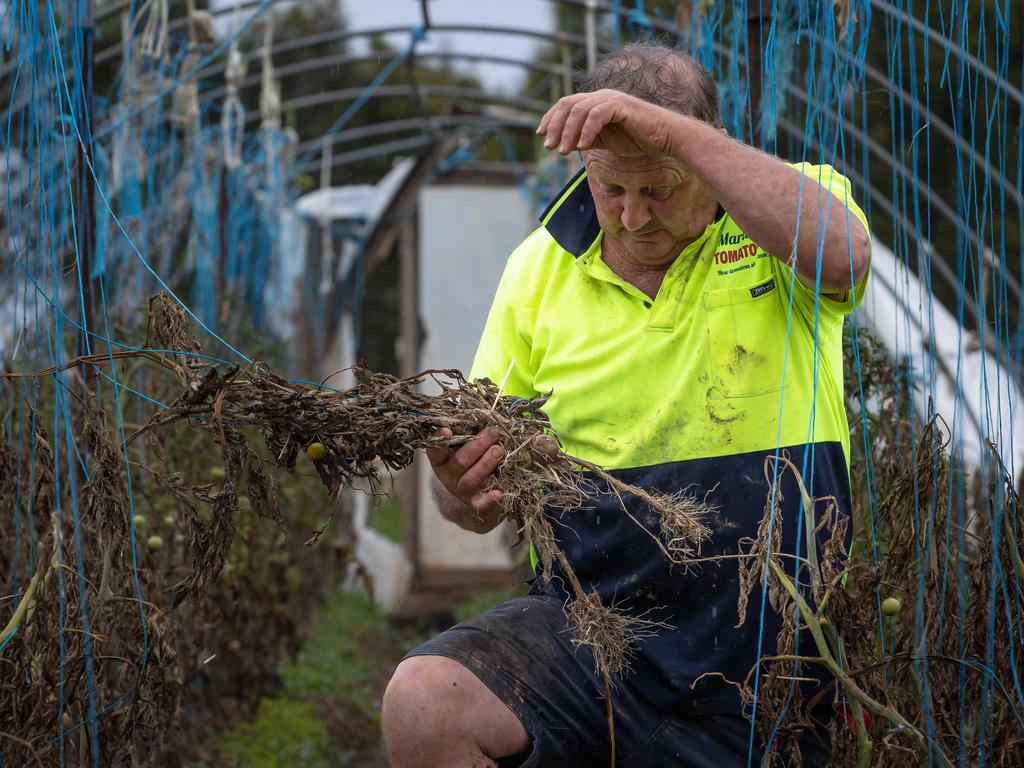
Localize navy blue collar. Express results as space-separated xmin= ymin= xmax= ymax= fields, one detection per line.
xmin=540 ymin=169 xmax=726 ymax=258
xmin=539 ymin=169 xmax=601 ymax=258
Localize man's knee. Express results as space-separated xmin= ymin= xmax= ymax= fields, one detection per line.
xmin=382 ymin=656 xmax=448 ymax=749
xmin=381 ymin=654 xmax=529 ymax=767
xmin=382 ymin=655 xmax=485 ymax=748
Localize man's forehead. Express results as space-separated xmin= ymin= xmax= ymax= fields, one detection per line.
xmin=584 ymin=151 xmax=686 ymax=184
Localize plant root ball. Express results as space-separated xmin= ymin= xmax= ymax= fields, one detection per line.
xmin=533 ymin=434 xmax=559 ymax=455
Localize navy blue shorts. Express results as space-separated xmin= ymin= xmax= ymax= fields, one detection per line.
xmin=404 ymin=593 xmax=833 ymax=767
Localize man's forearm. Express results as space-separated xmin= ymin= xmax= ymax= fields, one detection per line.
xmin=667 ymin=117 xmax=871 ymax=293
xmin=430 ymin=475 xmax=503 ymax=534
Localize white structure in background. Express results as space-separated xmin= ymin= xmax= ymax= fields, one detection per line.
xmin=859 ymin=240 xmax=1024 ymax=480
xmin=416 ymin=184 xmax=535 ymax=572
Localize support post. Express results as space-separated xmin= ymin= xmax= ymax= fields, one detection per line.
xmin=76 ymin=0 xmax=97 ymax=370
xmin=398 ymin=210 xmax=421 ymax=564
xmin=584 ymin=0 xmax=598 ymax=73
xmin=746 ymin=0 xmax=770 ymax=148
xmin=218 ymin=165 xmax=229 ymax=310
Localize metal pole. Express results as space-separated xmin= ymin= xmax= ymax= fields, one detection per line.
xmin=76 ymin=0 xmax=96 ymax=367
xmin=398 ymin=212 xmax=420 ymax=564
xmin=584 ymin=0 xmax=598 ymax=73
xmin=746 ymin=0 xmax=770 ymax=148
xmin=317 ymin=143 xmax=334 ymax=301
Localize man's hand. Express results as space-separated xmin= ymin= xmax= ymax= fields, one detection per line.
xmin=536 ymin=89 xmax=678 ymax=158
xmin=427 ymin=427 xmax=505 ymax=533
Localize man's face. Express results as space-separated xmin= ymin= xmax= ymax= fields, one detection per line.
xmin=584 ymin=150 xmax=718 ymax=268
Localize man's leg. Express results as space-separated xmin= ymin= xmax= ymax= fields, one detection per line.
xmin=382 ymin=654 xmax=531 ymax=768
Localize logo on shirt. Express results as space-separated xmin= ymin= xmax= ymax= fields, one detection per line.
xmin=714 ymin=232 xmax=760 ymax=265
xmin=719 ymin=232 xmax=748 ymax=246
xmin=714 ymin=242 xmax=758 ymax=265
xmin=749 ymin=279 xmax=776 ymax=298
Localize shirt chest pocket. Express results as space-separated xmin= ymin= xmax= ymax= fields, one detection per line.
xmin=703 ymin=281 xmax=791 ymax=398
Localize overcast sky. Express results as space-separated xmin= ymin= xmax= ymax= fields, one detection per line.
xmin=344 ymin=0 xmax=555 ymax=92
xmin=214 ymin=0 xmax=557 ymax=92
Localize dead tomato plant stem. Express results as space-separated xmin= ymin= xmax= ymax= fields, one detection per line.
xmin=777 ymin=455 xmax=824 ymax=602
xmin=0 ymin=559 xmax=48 ymax=649
xmin=767 ymin=560 xmax=956 ymax=768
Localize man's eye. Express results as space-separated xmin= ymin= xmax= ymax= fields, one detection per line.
xmin=600 ymin=185 xmax=623 ymax=195
xmin=644 ymin=186 xmax=672 ymax=200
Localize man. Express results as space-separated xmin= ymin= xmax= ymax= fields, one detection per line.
xmin=382 ymin=42 xmax=870 ymax=767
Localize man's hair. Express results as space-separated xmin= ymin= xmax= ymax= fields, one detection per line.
xmin=580 ymin=41 xmax=723 ymax=129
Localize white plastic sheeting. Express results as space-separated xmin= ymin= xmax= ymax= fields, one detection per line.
xmin=294 ymin=158 xmax=416 ymax=223
xmin=858 ymin=239 xmax=1023 ymax=479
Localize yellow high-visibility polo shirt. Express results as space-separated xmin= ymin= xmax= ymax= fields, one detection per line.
xmin=470 ymin=164 xmax=869 ymax=712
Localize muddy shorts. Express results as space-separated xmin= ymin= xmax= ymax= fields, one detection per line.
xmin=404 ymin=593 xmax=832 ymax=767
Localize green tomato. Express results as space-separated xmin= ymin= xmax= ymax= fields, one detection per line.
xmin=881 ymin=596 xmax=902 ymax=617
xmin=163 ymin=513 xmax=175 ymax=527
xmin=132 ymin=514 xmax=147 ymax=529
xmin=211 ymin=466 xmax=226 ymax=480
xmin=146 ymin=535 xmax=164 ymax=552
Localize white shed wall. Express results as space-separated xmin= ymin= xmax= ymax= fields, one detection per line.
xmin=416 ymin=184 xmax=535 ymax=569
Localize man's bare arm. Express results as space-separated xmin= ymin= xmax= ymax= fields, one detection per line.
xmin=536 ymin=90 xmax=871 ymax=294
xmin=664 ymin=116 xmax=871 ymax=295
xmin=426 ymin=427 xmax=505 ymax=534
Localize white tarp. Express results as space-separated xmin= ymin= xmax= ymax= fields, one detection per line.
xmin=294 ymin=158 xmax=416 ymax=223
xmin=859 ymin=239 xmax=1023 ymax=479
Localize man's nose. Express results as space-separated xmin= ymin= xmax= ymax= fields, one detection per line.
xmin=619 ymin=194 xmax=652 ymax=231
